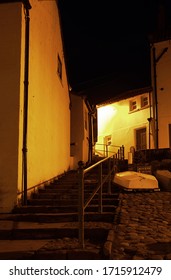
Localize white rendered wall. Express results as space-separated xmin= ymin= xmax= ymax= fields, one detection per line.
xmin=0 ymin=1 xmax=70 ymax=212
xmin=70 ymin=95 xmax=89 ymax=169
xmin=96 ymin=94 xmax=152 ymax=159
xmin=154 ymin=40 xmax=171 ymax=148
xmin=0 ymin=3 xmax=22 ymax=212
xmin=26 ymin=0 xmax=70 ymax=188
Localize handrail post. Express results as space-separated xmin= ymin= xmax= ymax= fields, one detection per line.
xmin=108 ymin=157 xmax=111 ymax=194
xmin=113 ymin=155 xmax=117 ymax=173
xmin=117 ymin=148 xmax=120 ymax=159
xmin=78 ymin=161 xmax=85 ymax=249
xmin=98 ymin=163 xmax=103 ymax=213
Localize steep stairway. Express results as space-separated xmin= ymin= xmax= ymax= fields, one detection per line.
xmin=0 ymin=170 xmax=120 ymax=259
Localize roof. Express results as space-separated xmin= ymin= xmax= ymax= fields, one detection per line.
xmin=71 ymin=70 xmax=151 ymax=105
xmin=97 ymin=86 xmax=152 ymax=107
xmin=149 ymin=31 xmax=171 ymax=44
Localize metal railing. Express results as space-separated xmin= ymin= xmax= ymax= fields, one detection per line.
xmin=95 ymin=144 xmax=124 ymax=159
xmin=77 ymin=155 xmax=117 ymax=248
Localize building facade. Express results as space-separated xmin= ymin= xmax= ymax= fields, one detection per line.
xmin=70 ymin=94 xmax=89 ymax=169
xmin=70 ymin=93 xmax=97 ymax=169
xmin=151 ymin=38 xmax=171 ymax=149
xmin=95 ymin=87 xmax=155 ymax=162
xmin=96 ymin=37 xmax=171 ymax=162
xmin=0 ymin=0 xmax=70 ymax=212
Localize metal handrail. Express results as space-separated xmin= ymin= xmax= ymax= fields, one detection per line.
xmin=95 ymin=143 xmax=124 ymax=159
xmin=95 ymin=143 xmax=121 ymax=148
xmin=77 ymin=155 xmax=117 ymax=248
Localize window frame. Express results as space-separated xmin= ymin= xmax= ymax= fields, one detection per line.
xmin=129 ymin=99 xmax=137 ymax=112
xmin=141 ymin=94 xmax=149 ymax=109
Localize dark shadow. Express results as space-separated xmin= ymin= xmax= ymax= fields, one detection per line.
xmin=147 ymin=242 xmax=171 ymax=254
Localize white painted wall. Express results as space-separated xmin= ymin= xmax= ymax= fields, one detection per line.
xmin=70 ymin=95 xmax=89 ymax=169
xmin=153 ymin=40 xmax=171 ymax=148
xmin=26 ymin=0 xmax=70 ymax=188
xmin=0 ymin=1 xmax=70 ymax=212
xmin=0 ymin=3 xmax=22 ymax=212
xmin=96 ymin=93 xmax=152 ymax=160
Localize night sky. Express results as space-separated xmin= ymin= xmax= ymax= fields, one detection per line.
xmin=58 ymin=0 xmax=171 ymax=103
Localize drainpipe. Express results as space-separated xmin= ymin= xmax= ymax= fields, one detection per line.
xmin=152 ymin=47 xmax=159 ymax=149
xmin=22 ymin=1 xmax=31 ymax=205
xmin=88 ymin=113 xmax=93 ymax=164
xmin=147 ymin=90 xmax=152 ymax=149
xmin=152 ymin=46 xmax=168 ymax=149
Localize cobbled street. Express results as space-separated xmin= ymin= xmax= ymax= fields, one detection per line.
xmin=111 ymin=192 xmax=171 ymax=260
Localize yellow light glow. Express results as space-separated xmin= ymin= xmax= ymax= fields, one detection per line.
xmin=98 ymin=104 xmax=117 ymax=121
xmin=97 ymin=104 xmax=117 ymax=135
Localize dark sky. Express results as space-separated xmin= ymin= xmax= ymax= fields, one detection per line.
xmin=58 ymin=0 xmax=171 ymax=103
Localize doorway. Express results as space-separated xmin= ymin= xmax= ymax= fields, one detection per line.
xmin=136 ymin=127 xmax=147 ymax=150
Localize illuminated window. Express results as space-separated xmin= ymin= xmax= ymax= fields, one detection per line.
xmin=57 ymin=54 xmax=62 ymax=80
xmin=129 ymin=99 xmax=137 ymax=112
xmin=141 ymin=95 xmax=149 ymax=108
xmin=104 ymin=135 xmax=112 ymax=146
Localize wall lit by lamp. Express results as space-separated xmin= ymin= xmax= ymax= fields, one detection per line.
xmin=98 ymin=104 xmax=117 ymax=126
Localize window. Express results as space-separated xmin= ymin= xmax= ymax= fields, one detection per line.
xmin=129 ymin=99 xmax=137 ymax=112
xmin=104 ymin=135 xmax=112 ymax=146
xmin=106 ymin=136 xmax=111 ymax=146
xmin=57 ymin=54 xmax=62 ymax=80
xmin=141 ymin=95 xmax=149 ymax=108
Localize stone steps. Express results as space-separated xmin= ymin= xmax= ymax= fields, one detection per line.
xmin=0 ymin=170 xmax=120 ymax=259
xmin=0 ymin=212 xmax=115 ymax=223
xmin=26 ymin=198 xmax=119 ymax=206
xmin=0 ymin=220 xmax=110 ymax=240
xmin=13 ymin=204 xmax=118 ymax=214
xmin=34 ymin=191 xmax=119 ymax=199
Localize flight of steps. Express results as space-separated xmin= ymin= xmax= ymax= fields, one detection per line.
xmin=0 ymin=170 xmax=120 ymax=259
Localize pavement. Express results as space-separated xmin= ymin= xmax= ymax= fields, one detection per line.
xmin=0 ymin=190 xmax=171 ymax=260
xmin=0 ymin=238 xmax=103 ymax=260
xmin=0 ymin=219 xmax=111 ymax=260
xmin=108 ymin=191 xmax=171 ymax=260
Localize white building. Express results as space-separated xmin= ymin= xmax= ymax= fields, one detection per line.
xmin=151 ymin=38 xmax=171 ymax=149
xmin=0 ymin=0 xmax=70 ymax=212
xmin=70 ymin=94 xmax=96 ymax=169
xmin=95 ymin=87 xmax=155 ymax=162
xmin=95 ymin=36 xmax=171 ymax=163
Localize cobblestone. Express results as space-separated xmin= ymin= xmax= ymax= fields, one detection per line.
xmin=111 ymin=191 xmax=171 ymax=260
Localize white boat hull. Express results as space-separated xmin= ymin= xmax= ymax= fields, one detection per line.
xmin=114 ymin=171 xmax=159 ymax=191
